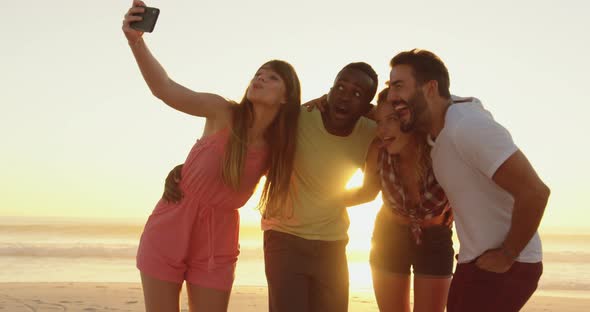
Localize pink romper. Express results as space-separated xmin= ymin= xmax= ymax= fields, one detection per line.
xmin=137 ymin=128 xmax=268 ymax=290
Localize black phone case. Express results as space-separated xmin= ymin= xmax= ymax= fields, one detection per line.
xmin=130 ymin=7 xmax=160 ymax=33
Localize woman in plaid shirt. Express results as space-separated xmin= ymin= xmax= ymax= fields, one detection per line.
xmin=342 ymin=88 xmax=454 ymax=312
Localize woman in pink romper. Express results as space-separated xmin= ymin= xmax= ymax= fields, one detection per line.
xmin=123 ymin=2 xmax=301 ymax=311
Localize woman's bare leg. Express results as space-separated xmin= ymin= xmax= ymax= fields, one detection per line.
xmin=413 ymin=275 xmax=452 ymax=312
xmin=140 ymin=272 xmax=183 ymax=312
xmin=186 ymin=283 xmax=231 ymax=312
xmin=372 ymin=268 xmax=411 ymax=312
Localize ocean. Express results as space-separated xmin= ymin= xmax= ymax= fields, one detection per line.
xmin=1 ymin=217 xmax=589 ymax=298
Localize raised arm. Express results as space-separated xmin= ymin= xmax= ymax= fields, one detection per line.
xmin=341 ymin=139 xmax=381 ymax=207
xmin=122 ymin=0 xmax=231 ymax=123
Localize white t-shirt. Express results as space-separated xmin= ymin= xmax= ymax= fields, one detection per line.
xmin=431 ymin=96 xmax=542 ymax=264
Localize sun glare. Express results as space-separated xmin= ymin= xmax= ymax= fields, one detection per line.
xmin=344 ymin=169 xmax=381 ymax=251
xmin=241 ymin=171 xmax=382 ymax=252
xmin=345 ymin=168 xmax=364 ymax=190
xmin=344 ymin=169 xmax=382 ymax=289
xmin=239 ymin=169 xmax=381 ymax=279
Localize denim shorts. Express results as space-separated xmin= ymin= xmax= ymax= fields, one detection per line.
xmin=370 ymin=212 xmax=454 ymax=277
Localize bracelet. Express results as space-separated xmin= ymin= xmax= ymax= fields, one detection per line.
xmin=500 ymin=245 xmax=518 ymax=260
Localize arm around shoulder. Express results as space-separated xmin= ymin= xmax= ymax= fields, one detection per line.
xmin=341 ymin=139 xmax=381 ymax=207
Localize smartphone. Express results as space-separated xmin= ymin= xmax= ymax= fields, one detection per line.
xmin=130 ymin=6 xmax=160 ymax=33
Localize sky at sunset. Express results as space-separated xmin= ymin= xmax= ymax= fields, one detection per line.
xmin=1 ymin=0 xmax=589 ymax=232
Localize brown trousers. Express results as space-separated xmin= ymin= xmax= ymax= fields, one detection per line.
xmin=263 ymin=230 xmax=349 ymax=312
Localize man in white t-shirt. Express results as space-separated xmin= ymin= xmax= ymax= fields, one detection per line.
xmin=386 ymin=49 xmax=550 ymax=312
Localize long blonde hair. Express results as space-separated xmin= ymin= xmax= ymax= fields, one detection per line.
xmin=221 ymin=60 xmax=301 ymax=216
xmin=412 ymin=133 xmax=432 ymax=185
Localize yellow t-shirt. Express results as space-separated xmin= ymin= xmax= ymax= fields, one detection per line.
xmin=262 ymin=109 xmax=376 ymax=241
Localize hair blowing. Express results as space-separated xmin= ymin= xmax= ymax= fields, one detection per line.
xmin=222 ymin=60 xmax=301 ymax=218
xmin=390 ymin=49 xmax=451 ymax=99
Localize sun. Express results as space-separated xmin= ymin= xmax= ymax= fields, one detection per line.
xmin=345 ymin=169 xmax=382 ymax=289
xmin=345 ymin=168 xmax=382 ymax=255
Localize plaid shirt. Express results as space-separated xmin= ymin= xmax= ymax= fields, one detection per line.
xmin=378 ymin=149 xmax=449 ymax=244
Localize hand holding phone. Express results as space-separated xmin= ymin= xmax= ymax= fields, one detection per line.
xmin=122 ymin=1 xmax=159 ymax=44
xmin=130 ymin=6 xmax=160 ymax=33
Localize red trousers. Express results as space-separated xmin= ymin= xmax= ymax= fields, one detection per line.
xmin=447 ymin=261 xmax=543 ymax=312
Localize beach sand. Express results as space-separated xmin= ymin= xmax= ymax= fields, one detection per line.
xmin=0 ymin=283 xmax=587 ymax=311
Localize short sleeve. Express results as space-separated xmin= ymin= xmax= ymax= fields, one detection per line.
xmin=451 ymin=114 xmax=518 ymax=178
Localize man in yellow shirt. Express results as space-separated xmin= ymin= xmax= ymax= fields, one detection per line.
xmin=164 ymin=62 xmax=378 ymax=311
xmin=261 ymin=62 xmax=377 ymax=312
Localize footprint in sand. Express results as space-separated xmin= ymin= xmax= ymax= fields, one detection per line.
xmin=36 ymin=301 xmax=68 ymax=311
